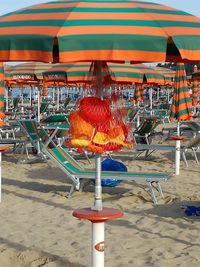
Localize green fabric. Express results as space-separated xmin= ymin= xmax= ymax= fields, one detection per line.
xmin=0 ymin=0 xmax=200 ymax=63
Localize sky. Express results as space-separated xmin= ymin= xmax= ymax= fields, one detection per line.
xmin=0 ymin=0 xmax=200 ymax=17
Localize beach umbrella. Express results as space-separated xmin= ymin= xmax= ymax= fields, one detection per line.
xmin=43 ymin=62 xmax=91 ymax=85
xmin=0 ymin=0 xmax=200 ymax=63
xmin=108 ymin=63 xmax=165 ymax=85
xmin=1 ymin=1 xmax=200 ymax=266
xmin=169 ymin=63 xmax=193 ymax=175
xmin=7 ymin=62 xmax=53 ymax=82
xmin=154 ymin=67 xmax=175 ymax=85
xmin=6 ymin=62 xmax=53 ymax=121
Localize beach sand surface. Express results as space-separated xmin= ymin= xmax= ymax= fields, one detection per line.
xmin=0 ymin=138 xmax=200 ymax=267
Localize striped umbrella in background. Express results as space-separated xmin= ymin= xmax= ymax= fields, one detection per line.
xmin=133 ymin=83 xmax=144 ymax=103
xmin=108 ymin=63 xmax=165 ymax=85
xmin=169 ymin=63 xmax=193 ymax=175
xmin=154 ymin=67 xmax=175 ymax=85
xmin=7 ymin=62 xmax=53 ymax=83
xmin=0 ymin=0 xmax=200 ymax=63
xmin=170 ymin=63 xmax=193 ymax=122
xmin=0 ymin=63 xmax=5 ymax=127
xmin=43 ymin=62 xmax=91 ymax=85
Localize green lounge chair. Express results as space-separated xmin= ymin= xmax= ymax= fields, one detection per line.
xmin=134 ymin=117 xmax=161 ymax=145
xmin=134 ymin=133 xmax=200 ymax=166
xmin=163 ymin=121 xmax=200 ymax=139
xmin=18 ymin=119 xmax=48 ymax=163
xmin=18 ymin=120 xmax=173 ymax=203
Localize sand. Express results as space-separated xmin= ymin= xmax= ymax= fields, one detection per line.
xmin=0 ymin=140 xmax=200 ymax=267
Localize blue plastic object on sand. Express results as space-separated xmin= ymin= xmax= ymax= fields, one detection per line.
xmin=101 ymin=158 xmax=128 ymax=187
xmin=182 ymin=205 xmax=200 ymax=216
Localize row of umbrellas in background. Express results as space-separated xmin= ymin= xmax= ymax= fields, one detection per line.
xmin=2 ymin=61 xmax=199 ymax=109
xmin=4 ymin=61 xmax=174 ymax=86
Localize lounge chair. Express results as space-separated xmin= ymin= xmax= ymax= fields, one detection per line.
xmin=163 ymin=121 xmax=200 ymax=138
xmin=134 ymin=133 xmax=200 ymax=166
xmin=17 ymin=119 xmax=173 ymax=203
xmin=18 ymin=119 xmax=48 ymax=163
xmin=133 ymin=117 xmax=161 ymax=145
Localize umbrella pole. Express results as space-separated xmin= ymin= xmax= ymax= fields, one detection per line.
xmin=30 ymin=86 xmax=32 ymax=107
xmin=37 ymin=86 xmax=40 ymax=122
xmin=175 ymin=121 xmax=181 ymax=175
xmin=150 ymin=87 xmax=153 ymax=115
xmin=92 ymin=154 xmax=103 ymax=211
xmin=5 ymin=87 xmax=9 ymax=112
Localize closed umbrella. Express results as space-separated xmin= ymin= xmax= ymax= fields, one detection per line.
xmin=170 ymin=63 xmax=193 ymax=175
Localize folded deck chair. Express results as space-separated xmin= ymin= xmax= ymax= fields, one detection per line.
xmin=133 ymin=117 xmax=161 ymax=145
xmin=134 ymin=133 xmax=200 ymax=166
xmin=17 ymin=119 xmax=48 ymax=163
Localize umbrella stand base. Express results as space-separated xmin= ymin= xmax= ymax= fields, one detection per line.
xmin=73 ymin=207 xmax=123 ymax=267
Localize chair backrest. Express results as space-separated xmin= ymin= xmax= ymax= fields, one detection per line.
xmin=186 ymin=133 xmax=200 ymax=148
xmin=46 ymin=146 xmax=83 ymax=174
xmin=40 ymin=101 xmax=49 ymax=114
xmin=135 ymin=118 xmax=159 ymax=135
xmin=18 ymin=119 xmax=40 ymax=142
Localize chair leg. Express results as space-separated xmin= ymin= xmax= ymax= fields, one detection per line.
xmin=147 ymin=182 xmax=158 ymax=204
xmin=84 ymin=151 xmax=91 ymax=164
xmin=156 ymin=182 xmax=164 ymax=198
xmin=182 ymin=151 xmax=188 ymax=167
xmin=192 ymin=148 xmax=199 ymax=165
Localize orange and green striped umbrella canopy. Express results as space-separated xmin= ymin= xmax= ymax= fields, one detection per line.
xmin=43 ymin=62 xmax=91 ymax=85
xmin=154 ymin=67 xmax=175 ymax=85
xmin=0 ymin=0 xmax=200 ymax=63
xmin=108 ymin=63 xmax=165 ymax=85
xmin=43 ymin=62 xmax=165 ymax=86
xmin=6 ymin=62 xmax=53 ymax=83
xmin=170 ymin=63 xmax=193 ymax=121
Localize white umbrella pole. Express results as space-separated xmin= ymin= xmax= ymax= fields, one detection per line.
xmin=150 ymin=87 xmax=153 ymax=115
xmin=175 ymin=121 xmax=181 ymax=175
xmin=57 ymin=87 xmax=59 ymax=111
xmin=92 ymin=222 xmax=104 ymax=267
xmin=92 ymin=154 xmax=102 ymax=211
xmin=30 ymin=86 xmax=32 ymax=107
xmin=37 ymin=87 xmax=40 ymax=122
xmin=157 ymin=87 xmax=159 ymax=101
xmin=5 ymin=88 xmax=9 ymax=112
xmin=52 ymin=87 xmax=55 ymax=104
